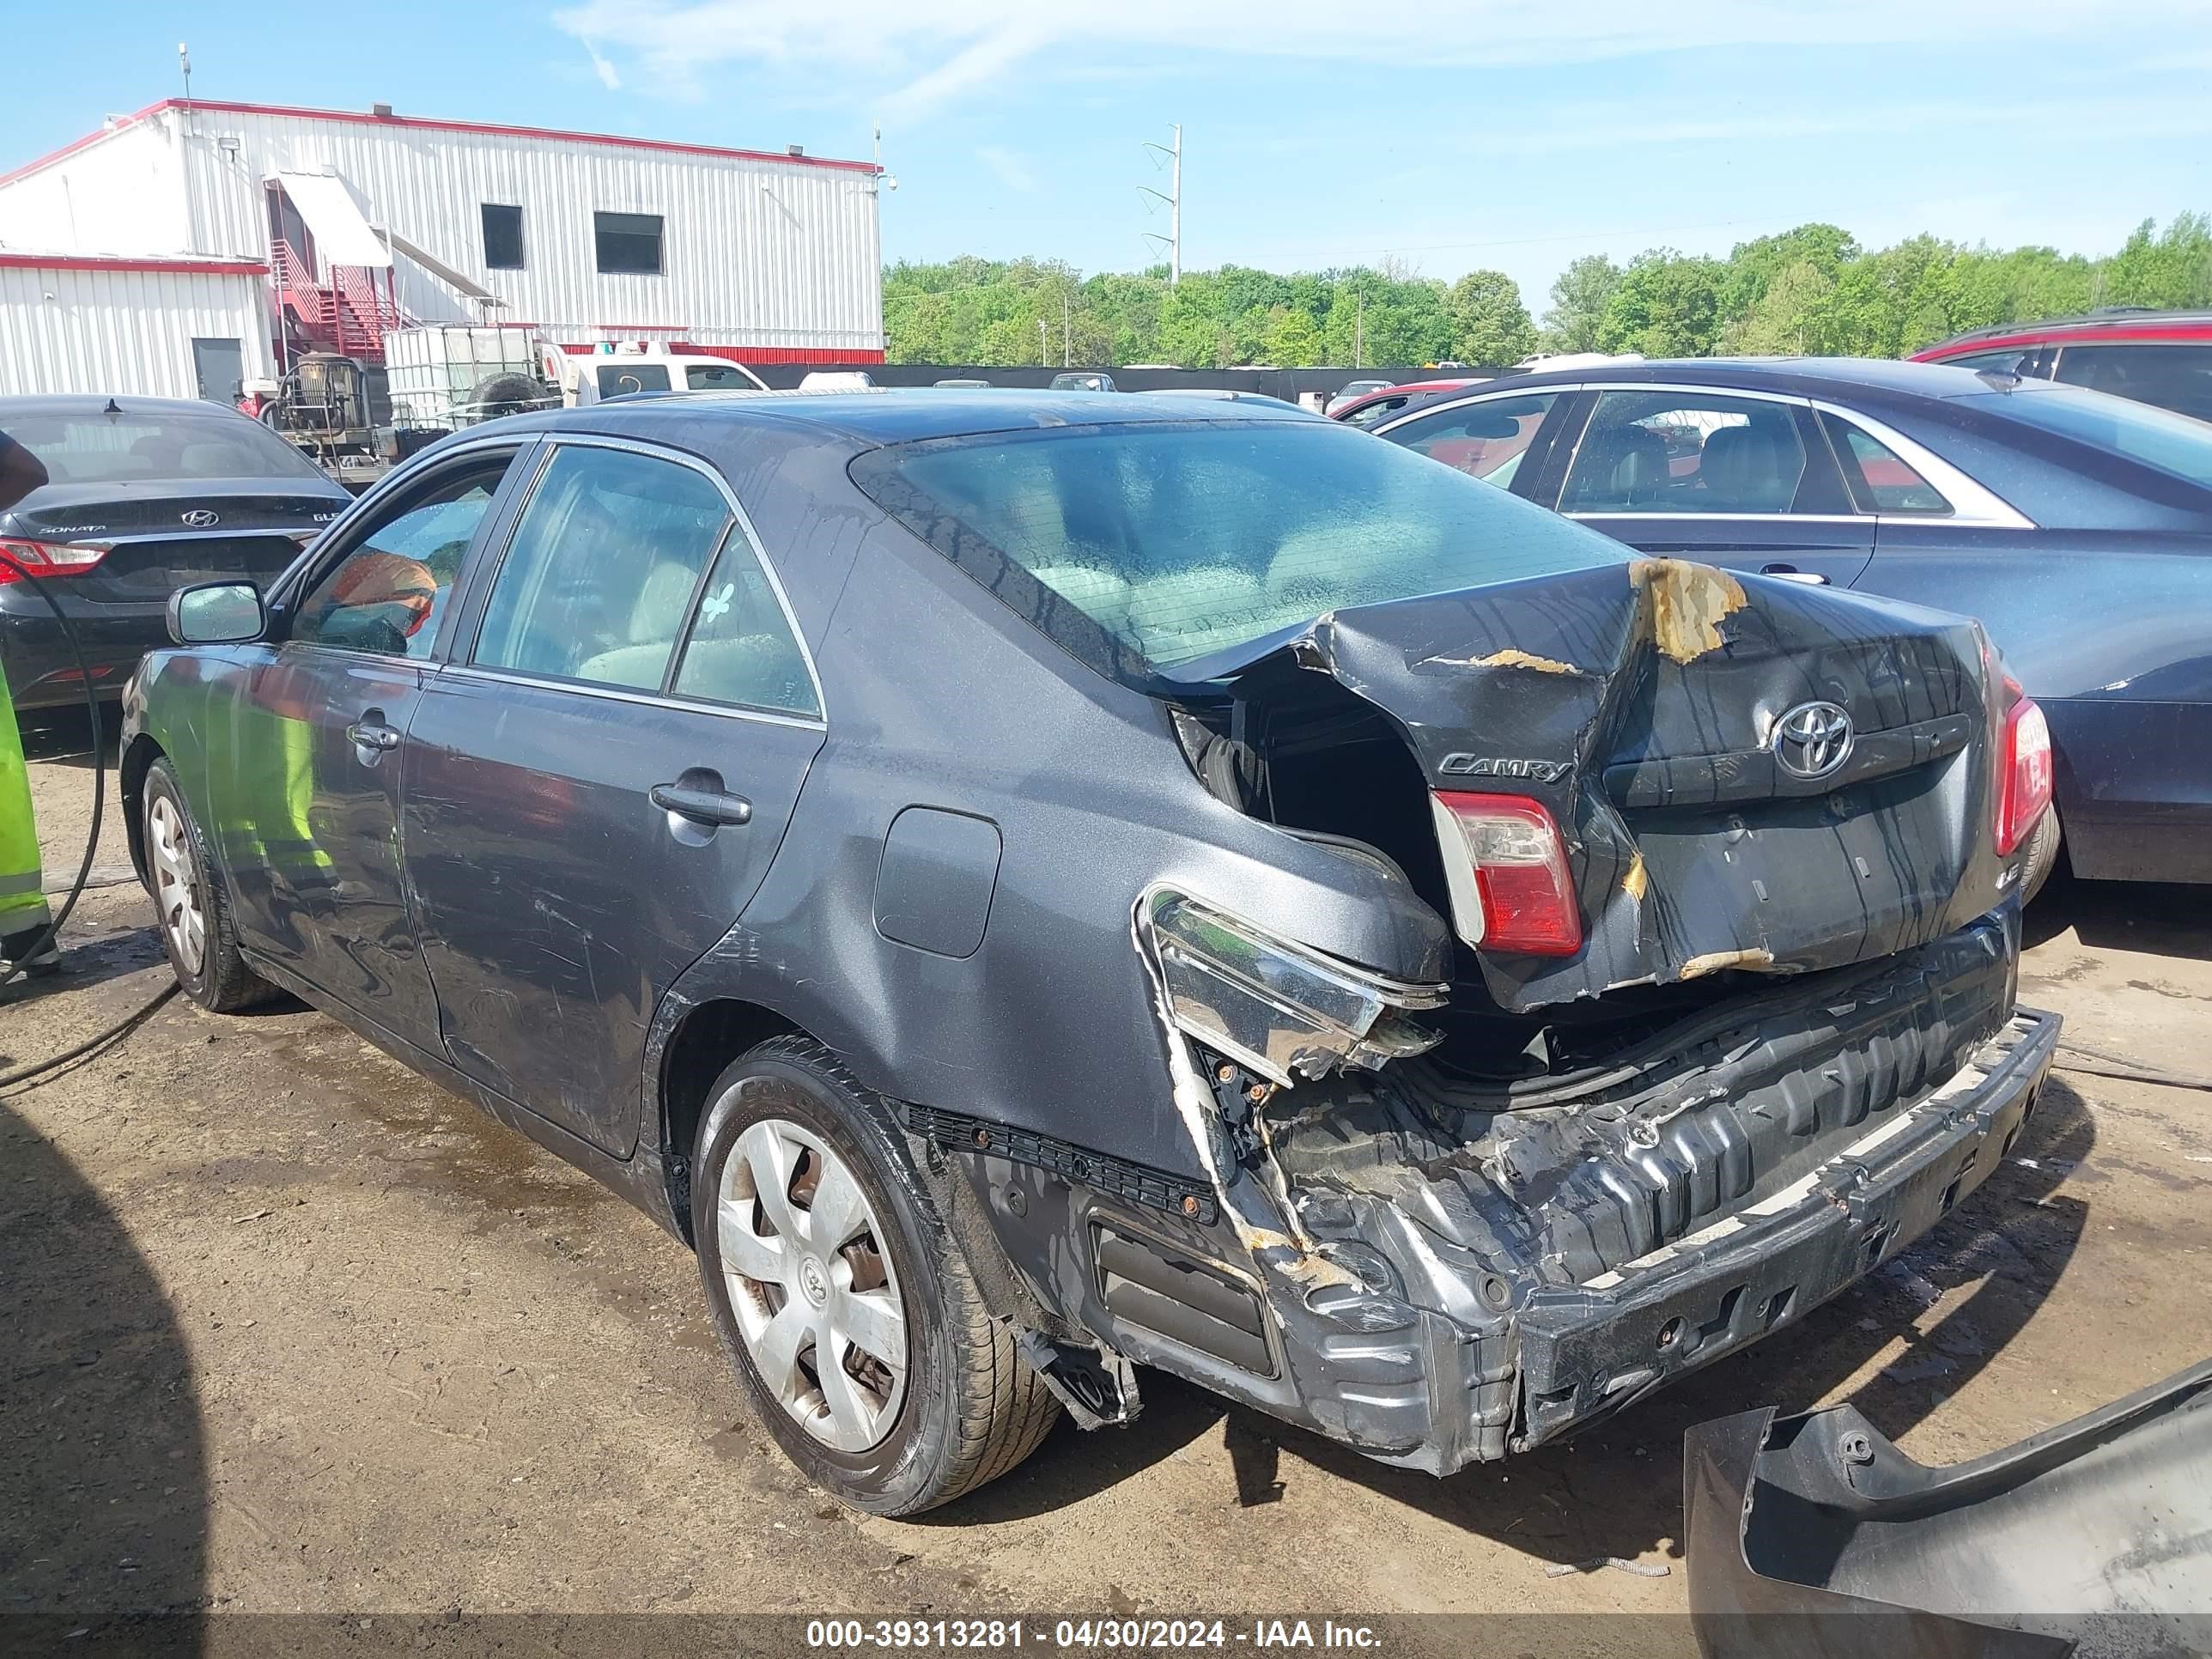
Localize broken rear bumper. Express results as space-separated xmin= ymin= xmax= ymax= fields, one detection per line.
xmin=1266 ymin=1007 xmax=2060 ymax=1474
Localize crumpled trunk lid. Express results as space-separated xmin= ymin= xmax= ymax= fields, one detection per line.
xmin=1227 ymin=557 xmax=2009 ymax=1013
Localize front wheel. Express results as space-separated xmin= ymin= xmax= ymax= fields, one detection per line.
xmin=692 ymin=1035 xmax=1059 ymax=1514
xmin=142 ymin=758 xmax=276 ymax=1012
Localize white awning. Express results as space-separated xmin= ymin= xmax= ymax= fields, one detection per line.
xmin=273 ymin=170 xmax=391 ymax=268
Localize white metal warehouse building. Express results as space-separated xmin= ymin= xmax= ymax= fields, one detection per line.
xmin=0 ymin=97 xmax=884 ymax=402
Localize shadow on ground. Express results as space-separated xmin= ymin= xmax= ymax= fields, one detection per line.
xmin=0 ymin=1096 xmax=207 ymax=1650
xmin=2027 ymin=867 xmax=2212 ymax=962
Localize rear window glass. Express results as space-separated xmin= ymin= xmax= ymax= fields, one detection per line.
xmin=1965 ymin=383 xmax=2212 ymax=490
xmin=596 ymin=363 xmax=672 ymax=397
xmin=1 ymin=410 xmax=329 ymax=485
xmin=850 ymin=418 xmax=1628 ymax=681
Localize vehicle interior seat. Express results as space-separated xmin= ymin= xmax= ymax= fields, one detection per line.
xmin=1562 ymin=422 xmax=1670 ymax=509
xmin=572 ymin=560 xmax=708 ymax=690
xmin=1698 ymin=421 xmax=1806 ymax=511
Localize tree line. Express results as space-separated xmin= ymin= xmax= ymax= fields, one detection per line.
xmin=883 ymin=215 xmax=2212 ymax=368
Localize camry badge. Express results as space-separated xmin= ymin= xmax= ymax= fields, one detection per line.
xmin=1773 ymin=701 xmax=1854 ymax=781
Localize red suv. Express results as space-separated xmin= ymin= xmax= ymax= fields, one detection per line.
xmin=1913 ymin=309 xmax=2212 ymax=421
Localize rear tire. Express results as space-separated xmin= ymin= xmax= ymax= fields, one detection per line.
xmin=692 ymin=1034 xmax=1059 ymax=1514
xmin=141 ymin=758 xmax=276 ymax=1012
xmin=2019 ymin=806 xmax=2063 ymax=904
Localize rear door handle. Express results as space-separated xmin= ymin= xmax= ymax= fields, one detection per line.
xmin=1759 ymin=563 xmax=1830 ymax=584
xmin=345 ymin=718 xmax=402 ymax=753
xmin=652 ymin=779 xmax=753 ymax=828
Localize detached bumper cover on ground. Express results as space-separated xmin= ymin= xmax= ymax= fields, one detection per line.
xmin=1686 ymin=1353 xmax=2212 ymax=1657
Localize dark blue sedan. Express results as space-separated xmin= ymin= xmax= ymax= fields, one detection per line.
xmin=1371 ymin=359 xmax=2212 ymax=892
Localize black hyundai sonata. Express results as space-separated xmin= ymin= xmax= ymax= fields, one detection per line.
xmin=0 ymin=395 xmax=349 ymax=710
xmin=122 ymin=391 xmax=2059 ymax=1513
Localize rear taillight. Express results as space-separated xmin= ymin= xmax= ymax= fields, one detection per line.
xmin=0 ymin=537 xmax=112 ymax=585
xmin=1994 ymin=676 xmax=2053 ymax=857
xmin=1430 ymin=791 xmax=1583 ymax=956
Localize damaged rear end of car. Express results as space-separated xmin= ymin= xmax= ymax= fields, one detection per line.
xmin=854 ymin=410 xmax=2058 ymax=1476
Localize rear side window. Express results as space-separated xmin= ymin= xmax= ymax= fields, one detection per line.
xmin=597 ymin=363 xmax=672 ymax=397
xmin=1383 ymin=393 xmax=1557 ymax=488
xmin=1820 ymin=415 xmax=1953 ymax=514
xmin=1964 ymin=382 xmax=2212 ymax=490
xmin=684 ymin=362 xmax=757 ymax=391
xmin=670 ymin=536 xmax=820 ymax=718
xmin=2053 ymin=343 xmax=2212 ymax=422
xmin=473 ymin=446 xmax=730 ymax=691
xmin=1562 ymin=391 xmax=1813 ymax=514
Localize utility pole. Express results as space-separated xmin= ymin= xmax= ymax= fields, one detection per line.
xmin=179 ymin=42 xmax=191 ymax=103
xmin=1038 ymin=318 xmax=1049 ymax=367
xmin=1139 ymin=124 xmax=1182 ymax=288
xmin=1063 ymin=291 xmax=1072 ymax=367
xmin=1354 ymin=291 xmax=1364 ymax=369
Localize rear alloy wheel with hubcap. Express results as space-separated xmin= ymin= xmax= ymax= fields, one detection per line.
xmin=718 ymin=1117 xmax=909 ymax=1453
xmin=692 ymin=1036 xmax=1060 ymax=1514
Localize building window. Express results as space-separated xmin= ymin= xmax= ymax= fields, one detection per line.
xmin=482 ymin=204 xmax=525 ymax=270
xmin=594 ymin=210 xmax=664 ymax=276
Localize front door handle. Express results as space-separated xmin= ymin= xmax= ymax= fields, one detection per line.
xmin=652 ymin=778 xmax=753 ymax=828
xmin=345 ymin=718 xmax=402 ymax=753
xmin=1759 ymin=562 xmax=1830 ymax=585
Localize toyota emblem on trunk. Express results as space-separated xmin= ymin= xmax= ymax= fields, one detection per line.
xmin=1773 ymin=701 xmax=1854 ymax=780
xmin=181 ymin=508 xmax=221 ymax=527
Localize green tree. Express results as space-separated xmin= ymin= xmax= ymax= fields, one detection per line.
xmin=1542 ymin=254 xmax=1623 ymax=352
xmin=1731 ymin=259 xmax=1837 ymax=355
xmin=1598 ymin=250 xmax=1725 ymax=356
xmin=1446 ymin=270 xmax=1536 ymax=365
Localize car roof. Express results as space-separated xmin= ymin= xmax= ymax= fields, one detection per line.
xmin=1383 ymin=356 xmax=2007 ymax=412
xmin=505 ymin=387 xmax=1321 ymax=447
xmin=1918 ymin=309 xmax=2212 ymax=355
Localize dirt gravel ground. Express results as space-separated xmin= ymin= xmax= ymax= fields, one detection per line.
xmin=5 ymin=713 xmax=2210 ymax=1654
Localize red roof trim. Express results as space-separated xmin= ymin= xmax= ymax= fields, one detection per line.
xmin=0 ymin=252 xmax=268 ymax=276
xmin=1 ymin=97 xmax=878 ymax=188
xmin=1916 ymin=321 xmax=2212 ymax=358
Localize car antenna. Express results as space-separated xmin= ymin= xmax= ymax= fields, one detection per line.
xmin=102 ymin=397 xmax=124 ymax=416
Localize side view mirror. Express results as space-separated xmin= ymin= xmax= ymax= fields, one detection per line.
xmin=167 ymin=580 xmax=266 ymax=646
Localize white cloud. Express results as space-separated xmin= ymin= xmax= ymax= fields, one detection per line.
xmin=580 ymin=36 xmax=623 ymax=88
xmin=550 ymin=0 xmax=2208 ymax=118
xmin=975 ymin=144 xmax=1037 ymax=192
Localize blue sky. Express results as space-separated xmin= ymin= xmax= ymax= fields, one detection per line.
xmin=13 ymin=2 xmax=2212 ymax=313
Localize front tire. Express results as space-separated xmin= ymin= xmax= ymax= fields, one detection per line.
xmin=142 ymin=758 xmax=276 ymax=1012
xmin=692 ymin=1035 xmax=1058 ymax=1514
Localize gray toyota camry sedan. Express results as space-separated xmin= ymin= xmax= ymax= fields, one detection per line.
xmin=122 ymin=392 xmax=2058 ymax=1513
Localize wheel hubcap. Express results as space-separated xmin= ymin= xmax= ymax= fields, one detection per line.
xmin=717 ymin=1115 xmax=909 ymax=1453
xmin=146 ymin=796 xmax=206 ymax=977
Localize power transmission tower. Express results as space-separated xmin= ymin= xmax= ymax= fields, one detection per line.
xmin=1139 ymin=125 xmax=1182 ymax=288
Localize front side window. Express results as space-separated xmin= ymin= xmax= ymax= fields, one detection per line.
xmin=1561 ymin=391 xmax=1809 ymax=514
xmin=851 ymin=418 xmax=1627 ymax=681
xmin=594 ymin=210 xmax=664 ymax=276
xmin=482 ymin=204 xmax=524 ymax=270
xmin=1384 ymin=393 xmax=1557 ymax=489
xmin=473 ymin=445 xmax=730 ymax=691
xmin=295 ymin=460 xmax=509 ymax=657
xmin=1820 ymin=414 xmax=1951 ymax=514
xmin=2052 ymin=343 xmax=2212 ymax=422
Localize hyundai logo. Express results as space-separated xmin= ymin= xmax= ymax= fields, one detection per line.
xmin=180 ymin=508 xmax=222 ymax=527
xmin=1772 ymin=701 xmax=1854 ymax=781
